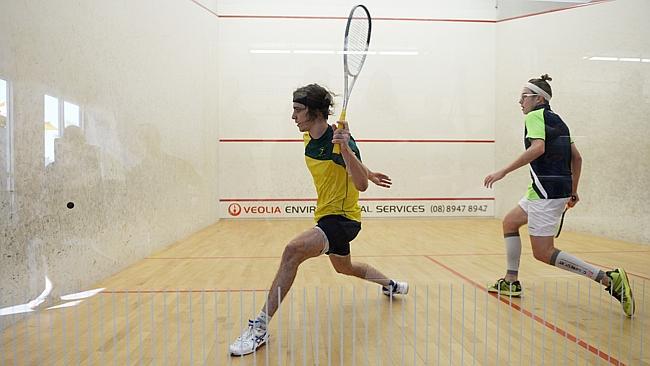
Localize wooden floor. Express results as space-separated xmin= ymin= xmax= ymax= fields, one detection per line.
xmin=2 ymin=219 xmax=649 ymax=365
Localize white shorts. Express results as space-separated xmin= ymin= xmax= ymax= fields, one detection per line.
xmin=518 ymin=196 xmax=570 ymax=237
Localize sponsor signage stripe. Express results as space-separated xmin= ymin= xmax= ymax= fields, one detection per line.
xmin=220 ymin=197 xmax=495 ymax=202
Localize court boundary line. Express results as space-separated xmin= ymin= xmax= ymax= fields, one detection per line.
xmin=424 ymin=255 xmax=626 ymax=366
xmin=142 ymin=252 xmax=650 ymax=280
xmin=586 ymin=260 xmax=650 ymax=281
xmin=213 ymin=1 xmax=612 ymax=23
xmin=102 ymin=289 xmax=267 ymax=294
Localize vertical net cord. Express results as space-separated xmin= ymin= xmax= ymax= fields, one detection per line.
xmin=461 ymin=284 xmax=465 ymax=366
xmin=575 ymin=282 xmax=581 ymax=366
xmin=495 ymin=282 xmax=500 ymax=364
xmin=101 ymin=290 xmax=105 ymax=366
xmin=278 ymin=288 xmax=283 ymax=366
xmin=251 ymin=290 xmax=257 ymax=364
xmin=484 ymin=284 xmax=488 ymax=365
xmin=608 ymin=278 xmax=614 ymax=363
xmin=175 ymin=291 xmax=180 ymax=365
xmin=412 ymin=286 xmax=417 ymax=366
xmin=189 ymin=291 xmax=193 ymax=365
xmin=163 ymin=291 xmax=167 ymax=366
xmin=38 ymin=289 xmax=42 ymax=365
xmin=640 ymin=281 xmax=645 ymax=362
xmin=327 ymin=288 xmax=331 ymax=366
xmin=553 ymin=281 xmax=559 ymax=365
xmin=389 ymin=283 xmax=393 ymax=364
xmin=304 ymin=288 xmax=308 ymax=366
xmin=214 ymin=291 xmax=218 ymax=363
xmin=289 ymin=291 xmax=294 ymax=366
xmin=201 ymin=290 xmax=205 ymax=364
xmin=540 ymin=281 xmax=544 ymax=364
xmin=62 ymin=289 xmax=67 ymax=365
xmin=237 ymin=290 xmax=242 ymax=361
xmin=288 ymin=291 xmax=296 ymax=366
xmin=376 ymin=286 xmax=381 ymax=366
xmin=400 ymin=286 xmax=405 ymax=366
xmin=472 ymin=286 xmax=477 ymax=366
xmin=352 ymin=287 xmax=357 ymax=366
xmin=314 ymin=287 xmax=319 ymax=366
xmin=449 ymin=284 xmax=453 ymax=366
xmin=138 ymin=291 xmax=143 ymax=365
xmin=364 ymin=287 xmax=369 ymax=366
xmin=507 ymin=289 xmax=512 ymax=366
xmin=226 ymin=290 xmax=231 ymax=366
xmin=519 ymin=286 xmax=523 ymax=366
xmin=565 ymin=282 xmax=570 ymax=364
xmin=530 ymin=283 xmax=535 ymax=365
xmin=137 ymin=289 xmax=144 ymax=364
xmin=127 ymin=291 xmax=131 ymax=365
xmin=339 ymin=287 xmax=343 ymax=366
xmin=439 ymin=283 xmax=443 ymax=366
xmin=426 ymin=285 xmax=430 ymax=365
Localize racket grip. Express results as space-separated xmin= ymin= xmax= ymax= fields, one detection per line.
xmin=334 ymin=110 xmax=347 ymax=154
xmin=338 ymin=109 xmax=346 ymax=123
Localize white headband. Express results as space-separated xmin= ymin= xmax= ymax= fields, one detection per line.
xmin=525 ymin=82 xmax=552 ymax=101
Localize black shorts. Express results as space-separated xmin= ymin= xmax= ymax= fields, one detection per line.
xmin=316 ymin=215 xmax=361 ymax=256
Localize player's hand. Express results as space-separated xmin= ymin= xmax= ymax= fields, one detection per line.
xmin=484 ymin=170 xmax=506 ymax=188
xmin=369 ymin=171 xmax=392 ymax=188
xmin=567 ymin=193 xmax=579 ymax=208
xmin=332 ymin=121 xmax=351 ymax=149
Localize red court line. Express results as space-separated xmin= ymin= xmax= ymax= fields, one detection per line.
xmin=424 ymin=255 xmax=625 ymax=366
xmin=496 ymin=0 xmax=612 ymax=23
xmin=145 ymin=250 xmax=650 ymax=260
xmin=219 ymin=197 xmax=495 ymax=202
xmin=219 ymin=138 xmax=495 ymax=143
xmin=187 ymin=0 xmax=219 ymax=18
xmin=102 ymin=289 xmax=267 ymax=294
xmin=217 ymin=14 xmax=495 ymax=23
xmin=586 ymin=260 xmax=650 ymax=281
xmin=207 ymin=1 xmax=612 ymax=23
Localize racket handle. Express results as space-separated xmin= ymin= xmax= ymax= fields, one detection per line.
xmin=333 ymin=109 xmax=347 ymax=154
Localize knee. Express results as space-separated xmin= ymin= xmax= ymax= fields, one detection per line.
xmin=281 ymin=240 xmax=305 ymax=265
xmin=502 ymin=219 xmax=520 ymax=233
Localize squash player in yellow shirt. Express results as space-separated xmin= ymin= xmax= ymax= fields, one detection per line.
xmin=229 ymin=84 xmax=408 ymax=356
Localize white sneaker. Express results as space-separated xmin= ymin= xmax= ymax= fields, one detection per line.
xmin=229 ymin=319 xmax=269 ymax=356
xmin=382 ymin=280 xmax=409 ymax=297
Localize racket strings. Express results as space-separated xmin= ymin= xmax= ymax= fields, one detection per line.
xmin=345 ymin=17 xmax=370 ymax=75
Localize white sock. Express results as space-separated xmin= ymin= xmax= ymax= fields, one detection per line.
xmin=256 ymin=311 xmax=269 ymax=328
xmin=550 ymin=250 xmax=604 ymax=281
xmin=504 ymin=233 xmax=521 ymax=276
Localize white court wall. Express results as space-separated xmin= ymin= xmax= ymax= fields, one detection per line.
xmin=495 ymin=0 xmax=650 ymax=244
xmin=217 ymin=1 xmax=497 ymax=219
xmin=0 ymin=0 xmax=219 ymax=327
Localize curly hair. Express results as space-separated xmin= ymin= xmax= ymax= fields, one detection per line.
xmin=292 ymin=84 xmax=335 ymax=120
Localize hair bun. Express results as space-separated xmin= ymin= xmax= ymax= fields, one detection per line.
xmin=540 ymin=74 xmax=552 ymax=82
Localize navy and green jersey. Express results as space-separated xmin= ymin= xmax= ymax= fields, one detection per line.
xmin=524 ymin=105 xmax=573 ymax=200
xmin=304 ymin=125 xmax=362 ymax=222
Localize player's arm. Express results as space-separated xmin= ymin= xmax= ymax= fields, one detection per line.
xmin=332 ymin=121 xmax=369 ymax=192
xmin=484 ymin=139 xmax=545 ymax=188
xmin=568 ymin=143 xmax=582 ymax=207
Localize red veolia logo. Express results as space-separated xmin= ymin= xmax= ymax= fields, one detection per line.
xmin=228 ymin=203 xmax=242 ymax=216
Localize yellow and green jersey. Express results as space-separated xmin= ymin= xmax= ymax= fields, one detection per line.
xmin=524 ymin=105 xmax=573 ymax=200
xmin=304 ymin=125 xmax=362 ymax=222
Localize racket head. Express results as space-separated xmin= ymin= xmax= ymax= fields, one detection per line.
xmin=343 ymin=4 xmax=371 ymax=77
